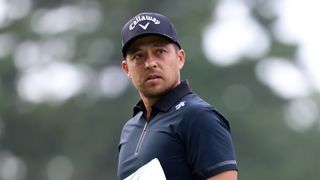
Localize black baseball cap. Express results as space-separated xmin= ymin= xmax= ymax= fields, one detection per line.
xmin=121 ymin=12 xmax=181 ymax=57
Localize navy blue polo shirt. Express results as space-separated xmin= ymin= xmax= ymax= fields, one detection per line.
xmin=118 ymin=80 xmax=237 ymax=179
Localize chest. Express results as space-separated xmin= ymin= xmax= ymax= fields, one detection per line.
xmin=118 ymin=113 xmax=193 ymax=179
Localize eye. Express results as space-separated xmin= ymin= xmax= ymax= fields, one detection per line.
xmin=155 ymin=48 xmax=166 ymax=55
xmin=132 ymin=52 xmax=145 ymax=60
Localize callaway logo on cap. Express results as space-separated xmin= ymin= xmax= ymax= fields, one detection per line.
xmin=129 ymin=15 xmax=161 ymax=30
xmin=121 ymin=12 xmax=181 ymax=57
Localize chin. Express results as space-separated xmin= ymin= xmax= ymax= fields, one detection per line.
xmin=142 ymin=87 xmax=168 ymax=99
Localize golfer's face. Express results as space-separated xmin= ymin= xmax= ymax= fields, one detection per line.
xmin=122 ymin=35 xmax=185 ymax=99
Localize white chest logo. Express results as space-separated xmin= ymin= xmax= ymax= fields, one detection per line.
xmin=175 ymin=101 xmax=186 ymax=110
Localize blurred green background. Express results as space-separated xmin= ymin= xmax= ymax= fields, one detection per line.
xmin=0 ymin=0 xmax=320 ymax=180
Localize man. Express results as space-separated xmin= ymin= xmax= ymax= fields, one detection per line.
xmin=118 ymin=12 xmax=238 ymax=180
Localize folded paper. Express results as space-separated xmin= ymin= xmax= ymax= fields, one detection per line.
xmin=124 ymin=158 xmax=166 ymax=180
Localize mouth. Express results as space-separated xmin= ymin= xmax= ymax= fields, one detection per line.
xmin=145 ymin=74 xmax=162 ymax=82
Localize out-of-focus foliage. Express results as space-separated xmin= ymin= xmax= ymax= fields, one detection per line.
xmin=0 ymin=0 xmax=319 ymax=180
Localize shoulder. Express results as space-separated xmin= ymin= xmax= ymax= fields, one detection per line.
xmin=122 ymin=111 xmax=142 ymax=128
xmin=119 ymin=112 xmax=143 ymax=143
xmin=183 ymin=93 xmax=215 ymax=114
xmin=181 ymin=93 xmax=230 ymax=130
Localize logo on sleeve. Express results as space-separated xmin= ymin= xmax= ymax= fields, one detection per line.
xmin=175 ymin=101 xmax=186 ymax=110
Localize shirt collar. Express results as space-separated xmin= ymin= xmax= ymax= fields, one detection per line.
xmin=133 ymin=80 xmax=192 ymax=116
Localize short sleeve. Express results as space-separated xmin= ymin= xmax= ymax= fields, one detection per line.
xmin=180 ymin=106 xmax=238 ymax=179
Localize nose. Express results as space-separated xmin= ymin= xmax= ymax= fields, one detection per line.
xmin=144 ymin=53 xmax=157 ymax=69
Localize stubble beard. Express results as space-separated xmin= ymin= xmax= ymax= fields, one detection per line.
xmin=139 ymin=83 xmax=169 ymax=99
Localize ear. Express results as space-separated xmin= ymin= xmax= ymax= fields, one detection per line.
xmin=177 ymin=49 xmax=185 ymax=70
xmin=121 ymin=60 xmax=131 ymax=79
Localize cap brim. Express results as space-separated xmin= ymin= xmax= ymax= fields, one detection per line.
xmin=122 ymin=33 xmax=181 ymax=58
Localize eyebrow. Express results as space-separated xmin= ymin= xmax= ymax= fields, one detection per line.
xmin=127 ymin=47 xmax=141 ymax=55
xmin=127 ymin=41 xmax=170 ymax=55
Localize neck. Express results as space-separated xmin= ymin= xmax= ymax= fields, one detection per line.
xmin=139 ymin=80 xmax=182 ymax=120
xmin=140 ymin=95 xmax=160 ymax=121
